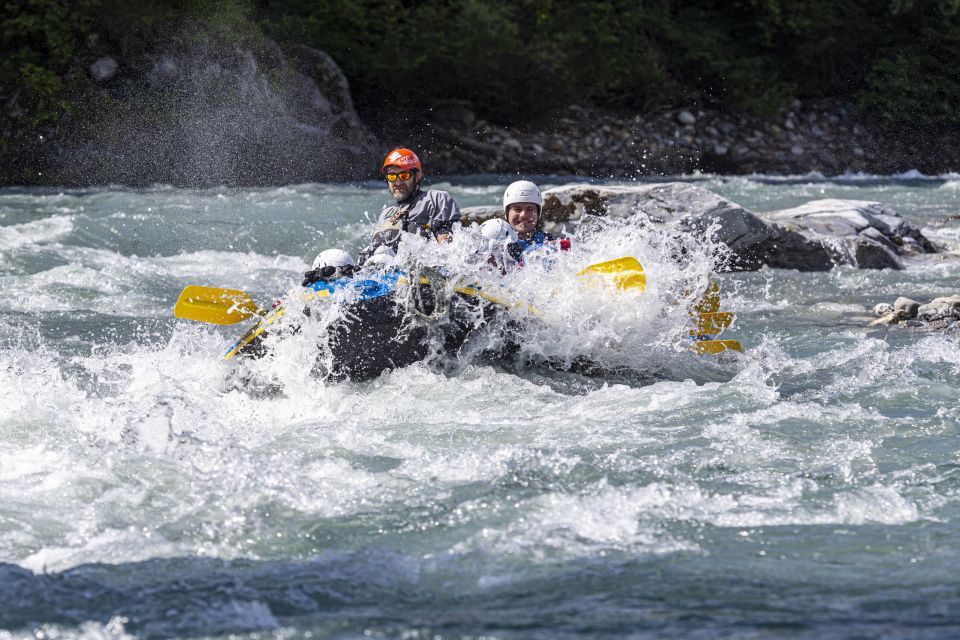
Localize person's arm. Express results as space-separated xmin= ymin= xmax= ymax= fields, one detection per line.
xmin=358 ymin=208 xmax=397 ymax=265
xmin=429 ymin=191 xmax=461 ymax=243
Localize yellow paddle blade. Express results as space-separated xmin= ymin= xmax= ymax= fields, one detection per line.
xmin=693 ymin=280 xmax=721 ymax=313
xmin=689 ymin=311 xmax=733 ymax=335
xmin=577 ymin=257 xmax=646 ymax=291
xmin=692 ymin=339 xmax=742 ymax=355
xmin=174 ymin=285 xmax=263 ymax=325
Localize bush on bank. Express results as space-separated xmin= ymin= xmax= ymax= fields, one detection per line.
xmin=2 ymin=0 xmax=959 ymax=144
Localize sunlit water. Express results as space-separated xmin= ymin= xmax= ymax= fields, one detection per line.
xmin=2 ymin=173 xmax=960 ymax=639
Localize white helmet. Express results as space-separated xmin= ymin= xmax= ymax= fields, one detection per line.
xmin=364 ymin=244 xmax=396 ymax=266
xmin=502 ymin=180 xmax=543 ymax=213
xmin=479 ymin=218 xmax=518 ymax=243
xmin=311 ymin=248 xmax=355 ymax=270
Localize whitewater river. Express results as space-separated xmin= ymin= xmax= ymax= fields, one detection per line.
xmin=1 ymin=174 xmax=959 ymax=639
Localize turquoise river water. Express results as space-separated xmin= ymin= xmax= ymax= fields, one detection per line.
xmin=1 ymin=173 xmax=960 ymax=639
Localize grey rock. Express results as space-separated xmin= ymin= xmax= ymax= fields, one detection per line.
xmin=854 ymin=237 xmax=902 ymax=270
xmin=763 ymin=199 xmax=936 ymax=270
xmin=916 ymin=301 xmax=956 ymax=321
xmin=47 ymin=34 xmax=377 ymax=186
xmin=894 ymin=297 xmax=920 ymax=318
xmin=460 ymin=205 xmax=504 ymax=227
xmin=540 ymin=182 xmax=833 ymax=271
xmin=89 ymin=57 xmax=118 ymax=82
xmin=430 ymin=99 xmax=475 ymax=129
xmin=926 ymin=295 xmax=960 ymax=320
xmin=873 ymin=302 xmax=894 ymax=316
xmin=677 ymin=110 xmax=697 ymax=125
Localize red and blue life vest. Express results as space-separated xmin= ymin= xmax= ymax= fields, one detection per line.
xmin=507 ymin=231 xmax=571 ymax=266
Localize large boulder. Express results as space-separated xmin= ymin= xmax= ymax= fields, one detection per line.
xmin=12 ymin=29 xmax=378 ymax=187
xmin=763 ymin=199 xmax=937 ymax=270
xmin=539 ymin=182 xmax=834 ymax=271
xmin=463 ymin=183 xmax=937 ymax=272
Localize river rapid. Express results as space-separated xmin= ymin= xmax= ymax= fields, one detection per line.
xmin=2 ymin=174 xmax=960 ymax=639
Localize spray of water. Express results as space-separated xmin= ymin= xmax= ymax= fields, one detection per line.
xmin=218 ymin=209 xmax=742 ymax=392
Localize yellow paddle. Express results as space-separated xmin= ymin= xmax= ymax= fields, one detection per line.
xmin=173 ymin=285 xmax=265 ymax=325
xmin=175 ymin=256 xmax=743 ymax=357
xmin=692 ymin=339 xmax=742 ymax=355
xmin=690 ymin=311 xmax=733 ymax=335
xmin=693 ymin=281 xmax=721 ymax=313
xmin=576 ymin=257 xmax=646 ymax=291
xmin=173 ymin=257 xmax=634 ymax=327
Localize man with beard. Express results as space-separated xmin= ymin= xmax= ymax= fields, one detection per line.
xmin=357 ymin=147 xmax=461 ymax=265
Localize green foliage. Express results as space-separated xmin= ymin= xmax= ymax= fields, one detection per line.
xmin=857 ymin=0 xmax=960 ymax=130
xmin=862 ymin=48 xmax=960 ymax=130
xmin=2 ymin=0 xmax=960 ymax=134
xmin=1 ymin=0 xmax=99 ymax=127
xmin=16 ymin=62 xmax=66 ymax=123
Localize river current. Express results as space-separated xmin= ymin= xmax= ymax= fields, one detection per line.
xmin=1 ymin=173 xmax=959 ymax=639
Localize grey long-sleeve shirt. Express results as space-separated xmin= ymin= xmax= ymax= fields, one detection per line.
xmin=359 ymin=189 xmax=461 ymax=263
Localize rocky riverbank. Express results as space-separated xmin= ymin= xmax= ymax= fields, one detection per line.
xmin=411 ymin=100 xmax=960 ymax=178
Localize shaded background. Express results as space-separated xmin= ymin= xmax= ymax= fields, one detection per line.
xmin=2 ymin=0 xmax=959 ymax=184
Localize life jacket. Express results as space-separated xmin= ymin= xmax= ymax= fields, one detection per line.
xmin=507 ymin=231 xmax=571 ymax=266
xmin=378 ymin=188 xmax=426 ymax=246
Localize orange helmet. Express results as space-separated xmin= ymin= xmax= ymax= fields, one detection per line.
xmin=380 ymin=148 xmax=422 ymax=173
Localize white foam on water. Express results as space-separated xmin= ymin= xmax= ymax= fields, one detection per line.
xmin=0 ymin=342 xmax=87 ymax=425
xmin=2 ymin=245 xmax=306 ymax=316
xmin=923 ymin=225 xmax=960 ymax=253
xmin=366 ymin=209 xmax=742 ymax=379
xmin=452 ymin=480 xmax=699 ymax=563
xmin=0 ymin=617 xmax=136 ymax=640
xmin=2 ymin=181 xmax=959 ymax=639
xmin=689 ymin=481 xmax=921 ymax=528
xmin=0 ymin=215 xmax=74 ymax=250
